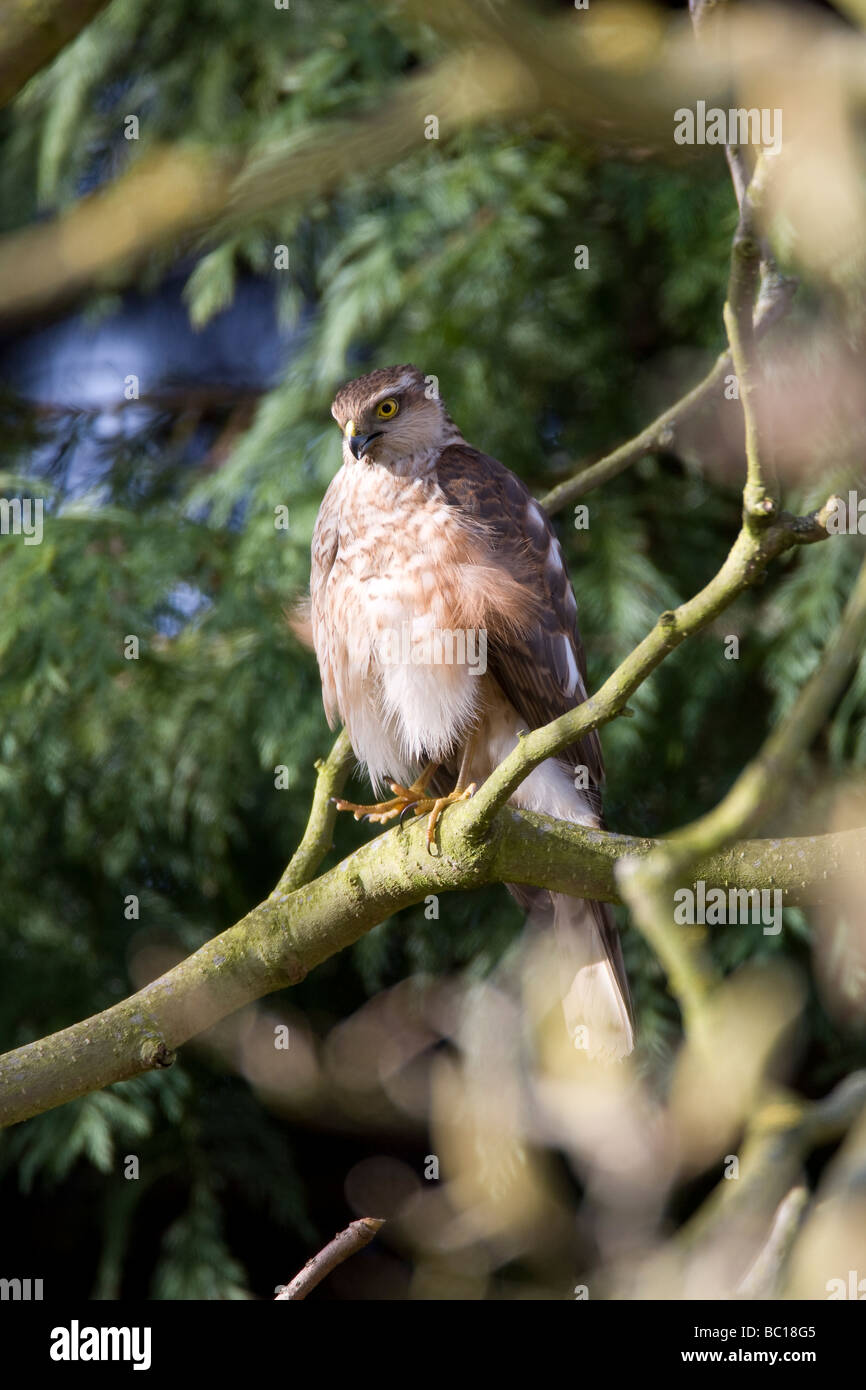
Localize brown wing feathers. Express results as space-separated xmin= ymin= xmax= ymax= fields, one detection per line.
xmin=435 ymin=445 xmax=633 ymax=1034
xmin=435 ymin=444 xmax=604 ymax=797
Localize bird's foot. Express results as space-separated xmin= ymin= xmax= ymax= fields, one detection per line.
xmin=333 ymin=782 xmax=423 ymax=826
xmin=413 ymin=783 xmax=477 ymax=852
xmin=334 ymin=779 xmax=476 ymax=851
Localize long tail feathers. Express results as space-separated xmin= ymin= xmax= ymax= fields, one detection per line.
xmin=510 ymin=885 xmax=634 ymax=1061
xmin=553 ymin=894 xmax=634 ymax=1061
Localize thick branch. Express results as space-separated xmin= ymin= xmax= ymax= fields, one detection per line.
xmin=1 ymin=808 xmax=861 ymax=1130
xmin=494 ymin=818 xmax=866 ymax=910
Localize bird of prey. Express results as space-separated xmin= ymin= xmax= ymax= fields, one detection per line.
xmin=295 ymin=365 xmax=634 ymax=1060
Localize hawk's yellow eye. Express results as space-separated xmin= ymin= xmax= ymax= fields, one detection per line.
xmin=376 ymin=398 xmax=399 ymax=420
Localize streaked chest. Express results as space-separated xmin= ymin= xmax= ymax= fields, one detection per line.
xmin=311 ymin=458 xmax=483 ymax=781
xmin=319 ymin=461 xmax=470 ymax=636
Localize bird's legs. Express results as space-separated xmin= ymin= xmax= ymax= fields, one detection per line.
xmin=334 ymin=733 xmax=478 ymax=851
xmin=334 ymin=761 xmax=439 ymax=829
xmin=416 ymin=733 xmax=478 ymax=850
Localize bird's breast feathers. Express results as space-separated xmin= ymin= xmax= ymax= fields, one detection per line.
xmin=309 ymin=455 xmax=535 ymax=789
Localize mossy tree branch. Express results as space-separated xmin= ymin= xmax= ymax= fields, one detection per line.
xmin=1 ymin=800 xmax=863 ymax=1129
xmin=269 ymin=727 xmax=354 ymax=899
xmin=723 ymin=156 xmax=778 ymax=527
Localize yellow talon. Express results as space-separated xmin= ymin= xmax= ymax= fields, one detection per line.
xmin=419 ymin=784 xmax=477 ymax=850
xmin=333 ymin=770 xmax=476 ymax=852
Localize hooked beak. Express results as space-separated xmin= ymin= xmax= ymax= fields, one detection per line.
xmin=347 ymin=430 xmax=382 ymax=460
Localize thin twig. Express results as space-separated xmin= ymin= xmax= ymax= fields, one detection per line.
xmin=724 ymin=143 xmax=750 ymax=209
xmin=542 ymin=0 xmax=795 ymax=517
xmin=690 ymin=0 xmax=788 ymax=522
xmin=540 ymin=286 xmax=795 ymax=516
xmin=274 ymin=1218 xmax=385 ymax=1301
xmin=723 ymin=158 xmax=778 ymax=524
xmin=270 ymin=728 xmax=354 ymax=898
xmin=467 ymin=495 xmax=838 ymax=834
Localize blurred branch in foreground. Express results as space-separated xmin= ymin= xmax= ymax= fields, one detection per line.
xmin=1 ymin=2 xmax=865 ymax=323
xmin=0 ymin=0 xmax=112 ymax=109
xmin=618 ymin=552 xmax=866 ymax=1032
xmin=608 ymin=1072 xmax=866 ymax=1298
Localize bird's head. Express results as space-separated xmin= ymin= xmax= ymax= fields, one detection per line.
xmin=330 ymin=365 xmax=456 ymax=471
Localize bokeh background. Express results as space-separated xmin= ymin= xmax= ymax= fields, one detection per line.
xmin=0 ymin=0 xmax=865 ymax=1299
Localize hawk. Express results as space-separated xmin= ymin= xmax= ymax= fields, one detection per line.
xmin=296 ymin=365 xmax=634 ymax=1060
